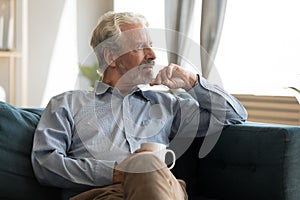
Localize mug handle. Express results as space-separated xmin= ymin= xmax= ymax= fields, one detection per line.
xmin=165 ymin=149 xmax=176 ymax=169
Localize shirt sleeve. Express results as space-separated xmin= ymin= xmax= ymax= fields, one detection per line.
xmin=31 ymin=92 xmax=115 ymax=189
xmin=172 ymin=75 xmax=247 ymax=138
xmin=191 ymin=75 xmax=248 ymax=123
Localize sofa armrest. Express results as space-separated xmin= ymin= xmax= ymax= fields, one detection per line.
xmin=172 ymin=122 xmax=300 ymax=200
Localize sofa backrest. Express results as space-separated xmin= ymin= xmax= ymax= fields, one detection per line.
xmin=0 ymin=102 xmax=61 ymax=200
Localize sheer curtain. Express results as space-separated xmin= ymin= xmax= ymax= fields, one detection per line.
xmin=165 ymin=0 xmax=227 ymax=82
xmin=200 ymin=0 xmax=227 ymax=80
xmin=164 ymin=0 xmax=195 ymax=67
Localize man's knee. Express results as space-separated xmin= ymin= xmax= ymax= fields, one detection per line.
xmin=122 ymin=153 xmax=187 ymax=200
xmin=123 ymin=152 xmax=167 ymax=174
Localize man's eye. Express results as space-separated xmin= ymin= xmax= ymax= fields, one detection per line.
xmin=132 ymin=48 xmax=141 ymax=53
xmin=130 ymin=44 xmax=144 ymax=53
xmin=131 ymin=42 xmax=152 ymax=52
xmin=136 ymin=44 xmax=144 ymax=49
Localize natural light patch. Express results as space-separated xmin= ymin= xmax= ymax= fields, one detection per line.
xmin=41 ymin=0 xmax=78 ymax=106
xmin=114 ymin=0 xmax=165 ymax=29
xmin=215 ymin=0 xmax=300 ymax=96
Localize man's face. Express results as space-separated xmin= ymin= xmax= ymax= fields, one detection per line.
xmin=113 ymin=24 xmax=157 ymax=85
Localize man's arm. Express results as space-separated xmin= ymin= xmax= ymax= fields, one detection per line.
xmin=189 ymin=74 xmax=247 ymax=123
xmin=151 ymin=63 xmax=247 ymax=126
xmin=31 ymin=92 xmax=115 ymax=188
xmin=159 ymin=64 xmax=247 ymax=158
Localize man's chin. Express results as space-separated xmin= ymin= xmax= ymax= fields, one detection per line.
xmin=141 ymin=74 xmax=155 ymax=84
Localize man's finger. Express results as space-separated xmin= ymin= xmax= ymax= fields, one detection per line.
xmin=134 ymin=148 xmax=153 ymax=153
xmin=150 ymin=71 xmax=162 ymax=86
xmin=160 ymin=68 xmax=169 ymax=84
xmin=167 ymin=64 xmax=174 ymax=78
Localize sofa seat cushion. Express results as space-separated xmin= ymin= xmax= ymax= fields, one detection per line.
xmin=0 ymin=102 xmax=61 ymax=200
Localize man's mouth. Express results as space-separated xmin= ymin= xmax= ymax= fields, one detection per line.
xmin=143 ymin=65 xmax=153 ymax=70
xmin=139 ymin=64 xmax=154 ymax=71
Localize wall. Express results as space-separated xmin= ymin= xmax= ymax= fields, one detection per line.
xmin=26 ymin=0 xmax=113 ymax=107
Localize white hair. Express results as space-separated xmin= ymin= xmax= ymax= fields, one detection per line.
xmin=90 ymin=11 xmax=149 ymax=73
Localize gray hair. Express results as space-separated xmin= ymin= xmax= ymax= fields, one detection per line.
xmin=90 ymin=11 xmax=149 ymax=73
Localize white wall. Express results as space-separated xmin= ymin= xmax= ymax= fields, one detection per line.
xmin=26 ymin=0 xmax=113 ymax=107
xmin=77 ymin=0 xmax=113 ymax=66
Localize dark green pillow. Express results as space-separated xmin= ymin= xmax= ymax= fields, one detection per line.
xmin=0 ymin=102 xmax=61 ymax=200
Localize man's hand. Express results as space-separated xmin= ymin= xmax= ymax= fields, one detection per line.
xmin=150 ymin=63 xmax=197 ymax=91
xmin=113 ymin=148 xmax=153 ymax=184
xmin=113 ymin=167 xmax=123 ymax=184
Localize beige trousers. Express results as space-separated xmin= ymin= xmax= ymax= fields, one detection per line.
xmin=70 ymin=153 xmax=188 ymax=200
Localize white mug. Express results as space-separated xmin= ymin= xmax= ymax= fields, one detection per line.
xmin=140 ymin=142 xmax=176 ymax=169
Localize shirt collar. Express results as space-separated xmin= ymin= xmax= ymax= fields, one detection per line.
xmin=93 ymin=81 xmax=150 ymax=101
xmin=94 ymin=81 xmax=112 ymax=95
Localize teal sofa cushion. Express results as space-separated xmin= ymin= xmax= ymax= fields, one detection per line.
xmin=0 ymin=102 xmax=61 ymax=200
xmin=196 ymin=122 xmax=300 ymax=200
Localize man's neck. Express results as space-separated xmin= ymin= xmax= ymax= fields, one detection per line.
xmin=103 ymin=78 xmax=138 ymax=96
xmin=102 ymin=67 xmax=140 ymax=96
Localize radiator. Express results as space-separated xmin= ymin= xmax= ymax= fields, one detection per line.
xmin=233 ymin=94 xmax=300 ymax=126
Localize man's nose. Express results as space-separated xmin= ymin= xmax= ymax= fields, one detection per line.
xmin=144 ymin=47 xmax=156 ymax=60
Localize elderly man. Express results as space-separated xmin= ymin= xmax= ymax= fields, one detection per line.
xmin=31 ymin=11 xmax=247 ymax=200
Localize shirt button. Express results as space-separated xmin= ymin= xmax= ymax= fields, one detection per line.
xmin=142 ymin=120 xmax=150 ymax=126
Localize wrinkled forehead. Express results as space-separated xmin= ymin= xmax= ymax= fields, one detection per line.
xmin=119 ymin=28 xmax=150 ymax=45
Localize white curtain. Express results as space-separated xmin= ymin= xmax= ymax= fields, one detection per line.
xmin=164 ymin=0 xmax=195 ymax=67
xmin=165 ymin=0 xmax=227 ymax=80
xmin=200 ymin=0 xmax=227 ymax=79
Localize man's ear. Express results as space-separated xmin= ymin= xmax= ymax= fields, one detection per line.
xmin=104 ymin=48 xmax=116 ymax=67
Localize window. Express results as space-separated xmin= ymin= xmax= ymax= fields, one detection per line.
xmin=215 ymin=0 xmax=300 ymax=96
xmin=114 ymin=0 xmax=165 ymax=29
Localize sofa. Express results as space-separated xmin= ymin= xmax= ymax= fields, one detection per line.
xmin=1 ymin=101 xmax=300 ymax=200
